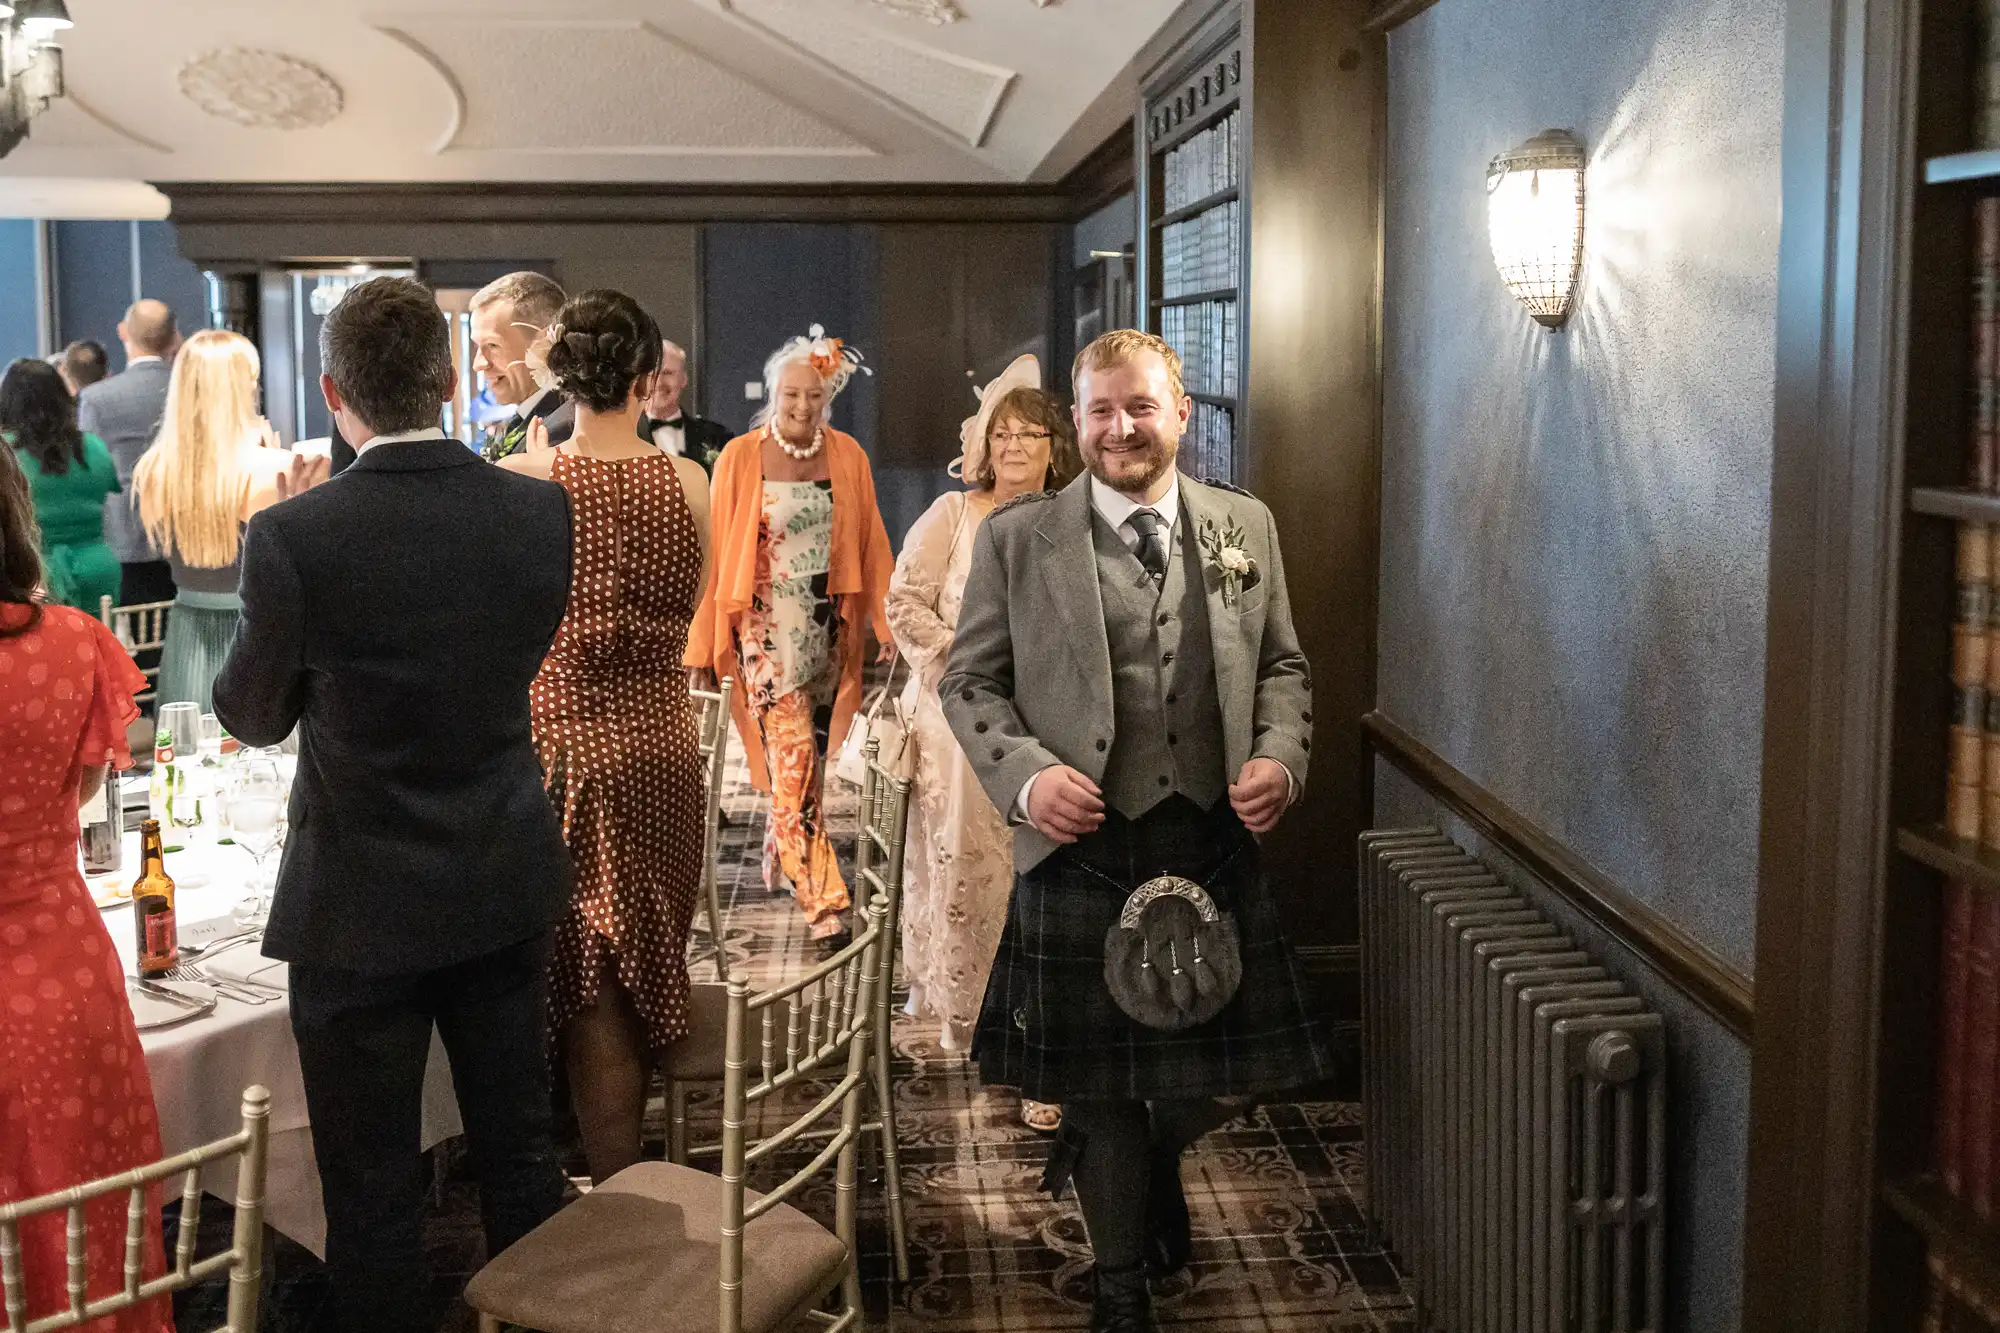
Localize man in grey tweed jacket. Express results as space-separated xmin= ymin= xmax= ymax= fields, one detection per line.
xmin=942 ymin=330 xmax=1321 ymax=1333
xmin=76 ymin=299 xmax=178 ymax=605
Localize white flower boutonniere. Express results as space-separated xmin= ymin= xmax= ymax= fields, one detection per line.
xmin=1197 ymin=517 xmax=1260 ymax=608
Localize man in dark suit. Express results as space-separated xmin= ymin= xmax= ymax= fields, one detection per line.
xmin=470 ymin=270 xmax=573 ymax=461
xmin=213 ymin=276 xmax=574 ymax=1333
xmin=77 ymin=299 xmax=178 ymax=605
xmin=635 ymin=336 xmax=729 ymax=473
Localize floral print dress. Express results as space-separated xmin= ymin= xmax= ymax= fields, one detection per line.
xmin=736 ymin=481 xmax=850 ymax=934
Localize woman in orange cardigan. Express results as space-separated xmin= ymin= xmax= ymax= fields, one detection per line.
xmin=687 ymin=327 xmax=894 ymax=947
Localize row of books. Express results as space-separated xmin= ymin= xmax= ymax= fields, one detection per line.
xmin=1181 ymin=401 xmax=1236 ymax=483
xmin=1161 ymin=110 xmax=1239 ymax=214
xmin=1971 ymin=198 xmax=1999 ymax=493
xmin=1940 ymin=519 xmax=2000 ymax=1229
xmin=1161 ymin=299 xmax=1238 ymax=399
xmin=1161 ymin=200 xmax=1242 ymax=299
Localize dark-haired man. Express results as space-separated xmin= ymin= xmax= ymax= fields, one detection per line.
xmin=57 ymin=339 xmax=107 ymax=394
xmin=213 ymin=276 xmax=574 ymax=1333
xmin=470 ymin=269 xmax=572 ymax=461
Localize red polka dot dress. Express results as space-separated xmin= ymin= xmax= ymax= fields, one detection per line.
xmin=532 ymin=454 xmax=706 ymax=1055
xmin=0 ymin=602 xmax=171 ymax=1333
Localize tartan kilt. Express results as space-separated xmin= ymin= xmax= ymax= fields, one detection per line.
xmin=971 ymin=797 xmax=1333 ymax=1103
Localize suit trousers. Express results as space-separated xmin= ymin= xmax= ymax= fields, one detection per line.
xmin=289 ymin=934 xmax=567 ymax=1333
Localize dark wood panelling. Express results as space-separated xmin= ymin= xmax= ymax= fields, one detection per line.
xmin=159 ymin=174 xmax=1118 ymax=229
xmin=1740 ymin=0 xmax=1922 ymax=1323
xmin=1243 ymin=0 xmax=1383 ymax=954
xmin=1364 ymin=711 xmax=1756 ymax=1039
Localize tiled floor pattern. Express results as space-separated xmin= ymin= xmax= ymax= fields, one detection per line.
xmin=174 ymin=746 xmax=1416 ymax=1330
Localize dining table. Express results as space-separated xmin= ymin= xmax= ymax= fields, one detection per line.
xmin=90 ymin=776 xmax=463 ymax=1258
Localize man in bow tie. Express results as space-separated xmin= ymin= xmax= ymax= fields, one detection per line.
xmin=472 ymin=271 xmax=574 ymax=462
xmin=635 ymin=337 xmax=730 ymax=474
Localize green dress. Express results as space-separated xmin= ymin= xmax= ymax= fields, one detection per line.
xmin=15 ymin=434 xmax=122 ymax=611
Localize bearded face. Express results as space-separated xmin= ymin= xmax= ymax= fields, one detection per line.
xmin=1073 ymin=351 xmax=1188 ymax=499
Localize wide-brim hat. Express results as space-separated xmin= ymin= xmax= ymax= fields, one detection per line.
xmin=951 ymin=353 xmax=1042 ymax=481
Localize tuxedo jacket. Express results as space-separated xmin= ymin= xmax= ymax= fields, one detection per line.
xmin=637 ymin=411 xmax=730 ymax=474
xmin=212 ymin=437 xmax=575 ymax=975
xmin=940 ymin=471 xmax=1312 ymax=873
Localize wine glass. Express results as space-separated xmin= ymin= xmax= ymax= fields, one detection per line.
xmin=198 ymin=713 xmax=224 ymax=761
xmin=156 ymin=702 xmax=202 ymax=828
xmin=222 ymin=751 xmax=286 ymax=925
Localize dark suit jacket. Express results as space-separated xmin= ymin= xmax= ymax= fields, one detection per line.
xmin=76 ymin=360 xmax=171 ymax=564
xmin=485 ymin=390 xmax=576 ymax=461
xmin=212 ymin=435 xmax=575 ymax=975
xmin=636 ymin=411 xmax=729 ymax=475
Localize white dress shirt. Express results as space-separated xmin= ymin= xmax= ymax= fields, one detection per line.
xmin=651 ymin=419 xmax=687 ymax=457
xmin=126 ymin=354 xmax=163 ymax=368
xmin=514 ymin=387 xmax=552 ymax=420
xmin=354 ymin=426 xmax=448 ymax=457
xmin=1088 ymin=473 xmax=1181 ymax=554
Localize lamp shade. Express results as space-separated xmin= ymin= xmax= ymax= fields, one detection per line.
xmin=16 ymin=0 xmax=69 ymax=36
xmin=1486 ymin=129 xmax=1585 ymax=328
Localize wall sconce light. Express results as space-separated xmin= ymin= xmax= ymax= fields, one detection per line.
xmin=1486 ymin=128 xmax=1585 ymax=328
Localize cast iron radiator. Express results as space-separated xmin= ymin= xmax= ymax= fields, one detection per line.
xmin=1359 ymin=828 xmax=1667 ymax=1333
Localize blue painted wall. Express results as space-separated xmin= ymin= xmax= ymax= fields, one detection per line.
xmin=54 ymin=221 xmax=209 ymax=359
xmin=0 ymin=220 xmax=40 ymax=367
xmin=1376 ymin=0 xmax=1783 ymax=1326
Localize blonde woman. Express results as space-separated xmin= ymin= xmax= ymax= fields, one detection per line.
xmin=132 ymin=329 xmax=289 ymax=711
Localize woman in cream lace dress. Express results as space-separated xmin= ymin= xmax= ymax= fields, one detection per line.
xmin=885 ymin=355 xmax=1080 ymax=1131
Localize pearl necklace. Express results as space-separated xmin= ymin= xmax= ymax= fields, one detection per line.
xmin=769 ymin=422 xmax=825 ymax=461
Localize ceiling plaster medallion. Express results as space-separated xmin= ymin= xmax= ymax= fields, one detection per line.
xmin=177 ymin=48 xmax=344 ymax=130
xmin=867 ymin=0 xmax=966 ymax=24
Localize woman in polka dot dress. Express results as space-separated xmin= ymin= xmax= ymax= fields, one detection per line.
xmin=0 ymin=446 xmax=173 ymax=1331
xmin=501 ymin=290 xmax=712 ymax=1184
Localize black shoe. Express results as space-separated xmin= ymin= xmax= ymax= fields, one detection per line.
xmin=1144 ymin=1145 xmax=1193 ymax=1279
xmin=814 ymin=926 xmax=854 ymax=957
xmin=1091 ymin=1263 xmax=1154 ymax=1332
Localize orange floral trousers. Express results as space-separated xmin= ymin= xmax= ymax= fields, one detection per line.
xmin=754 ymin=689 xmax=851 ymax=936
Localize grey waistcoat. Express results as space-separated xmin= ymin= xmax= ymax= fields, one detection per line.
xmin=1092 ymin=510 xmax=1227 ymax=819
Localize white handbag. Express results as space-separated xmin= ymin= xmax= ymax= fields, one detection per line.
xmin=835 ymin=651 xmax=914 ymax=785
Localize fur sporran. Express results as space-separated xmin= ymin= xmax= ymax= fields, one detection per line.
xmin=1102 ymin=876 xmax=1243 ymax=1031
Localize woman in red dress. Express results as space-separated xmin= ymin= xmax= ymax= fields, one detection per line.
xmin=0 ymin=443 xmax=172 ymax=1331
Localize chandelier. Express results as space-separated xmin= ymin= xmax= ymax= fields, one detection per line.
xmin=0 ymin=0 xmax=70 ymax=159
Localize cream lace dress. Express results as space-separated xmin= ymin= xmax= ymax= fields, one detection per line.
xmin=884 ymin=489 xmax=1015 ymax=1052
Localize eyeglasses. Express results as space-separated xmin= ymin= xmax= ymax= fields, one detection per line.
xmin=989 ymin=430 xmax=1052 ymax=446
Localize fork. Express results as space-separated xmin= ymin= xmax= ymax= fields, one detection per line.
xmin=168 ymin=963 xmax=280 ymax=1005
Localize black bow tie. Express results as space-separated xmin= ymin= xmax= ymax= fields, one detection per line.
xmin=656 ymin=416 xmax=684 ymax=429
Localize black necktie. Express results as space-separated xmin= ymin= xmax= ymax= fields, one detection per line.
xmin=1128 ymin=508 xmax=1168 ymax=583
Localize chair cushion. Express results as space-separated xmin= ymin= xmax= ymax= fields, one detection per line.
xmin=465 ymin=1161 xmax=847 ymax=1333
xmin=667 ymin=983 xmax=730 ymax=1083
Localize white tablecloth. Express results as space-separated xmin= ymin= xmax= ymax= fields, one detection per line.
xmin=96 ymin=816 xmax=461 ymax=1257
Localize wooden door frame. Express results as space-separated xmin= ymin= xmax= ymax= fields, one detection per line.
xmin=1742 ymin=0 xmax=1918 ymax=1325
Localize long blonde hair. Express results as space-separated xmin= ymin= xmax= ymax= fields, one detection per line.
xmin=133 ymin=330 xmax=263 ymax=568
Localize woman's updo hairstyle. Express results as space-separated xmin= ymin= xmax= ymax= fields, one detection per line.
xmin=541 ymin=289 xmax=662 ymax=413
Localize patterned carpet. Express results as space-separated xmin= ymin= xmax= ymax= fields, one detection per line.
xmin=173 ymin=742 xmax=1415 ymax=1331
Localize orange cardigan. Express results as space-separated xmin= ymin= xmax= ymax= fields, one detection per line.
xmin=685 ymin=427 xmax=895 ymax=792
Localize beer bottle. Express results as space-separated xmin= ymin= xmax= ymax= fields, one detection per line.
xmin=132 ymin=818 xmax=179 ymax=978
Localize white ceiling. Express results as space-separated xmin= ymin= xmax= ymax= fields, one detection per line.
xmin=0 ymin=0 xmax=1187 ymax=215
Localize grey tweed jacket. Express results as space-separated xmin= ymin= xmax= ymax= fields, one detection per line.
xmin=941 ymin=471 xmax=1313 ymax=873
xmin=76 ymin=359 xmax=171 ymax=564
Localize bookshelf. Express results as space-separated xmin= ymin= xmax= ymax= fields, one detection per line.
xmin=1137 ymin=4 xmax=1247 ymax=482
xmin=1875 ymin=0 xmax=2000 ymax=1323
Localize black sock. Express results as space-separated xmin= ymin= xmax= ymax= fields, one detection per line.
xmin=1061 ymin=1098 xmax=1152 ymax=1270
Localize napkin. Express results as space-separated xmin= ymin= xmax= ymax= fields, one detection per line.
xmin=201 ymin=936 xmax=288 ymax=990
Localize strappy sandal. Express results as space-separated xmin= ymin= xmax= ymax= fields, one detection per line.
xmin=1022 ymin=1099 xmax=1063 ymax=1134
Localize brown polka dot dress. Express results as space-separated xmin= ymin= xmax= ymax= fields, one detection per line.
xmin=532 ymin=452 xmax=706 ymax=1055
